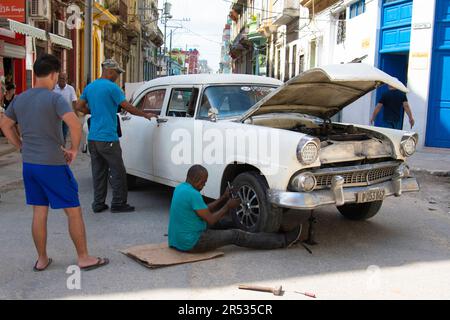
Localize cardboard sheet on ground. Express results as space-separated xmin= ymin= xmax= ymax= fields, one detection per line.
xmin=120 ymin=243 xmax=224 ymax=269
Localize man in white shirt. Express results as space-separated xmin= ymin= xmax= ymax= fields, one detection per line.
xmin=53 ymin=73 xmax=77 ymax=141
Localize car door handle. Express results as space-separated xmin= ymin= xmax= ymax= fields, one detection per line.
xmin=157 ymin=118 xmax=168 ymax=124
xmin=121 ymin=116 xmax=131 ymax=121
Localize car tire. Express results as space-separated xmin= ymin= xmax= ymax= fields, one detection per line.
xmin=126 ymin=174 xmax=137 ymax=190
xmin=337 ymin=201 xmax=383 ymax=220
xmin=231 ymin=171 xmax=283 ymax=233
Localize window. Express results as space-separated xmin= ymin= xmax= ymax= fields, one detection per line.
xmin=197 ymin=85 xmax=276 ymax=120
xmin=167 ymin=88 xmax=199 ymax=117
xmin=292 ymin=44 xmax=297 ymax=77
xmin=299 ymin=54 xmax=305 ymax=73
xmin=137 ymin=89 xmax=166 ymax=115
xmin=309 ymin=40 xmax=316 ymax=69
xmin=349 ymin=0 xmax=365 ymax=19
xmin=337 ymin=11 xmax=346 ymax=44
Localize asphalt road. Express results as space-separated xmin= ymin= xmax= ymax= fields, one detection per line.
xmin=0 ymin=154 xmax=449 ymax=300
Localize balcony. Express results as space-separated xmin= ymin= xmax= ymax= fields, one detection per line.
xmin=105 ymin=0 xmax=128 ymax=23
xmin=144 ymin=26 xmax=164 ymax=47
xmin=300 ymin=0 xmax=341 ymax=15
xmin=272 ymin=0 xmax=300 ymax=26
xmin=247 ymin=17 xmax=266 ymax=42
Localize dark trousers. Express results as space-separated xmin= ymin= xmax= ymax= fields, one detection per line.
xmin=62 ymin=122 xmax=69 ymax=142
xmin=190 ymin=227 xmax=287 ymax=253
xmin=88 ymin=140 xmax=127 ymax=208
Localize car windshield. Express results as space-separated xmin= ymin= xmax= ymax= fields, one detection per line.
xmin=197 ymin=85 xmax=276 ymax=119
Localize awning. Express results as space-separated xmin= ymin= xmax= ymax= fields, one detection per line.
xmin=0 ymin=40 xmax=26 ymax=59
xmin=49 ymin=33 xmax=73 ymax=49
xmin=8 ymin=19 xmax=46 ymax=41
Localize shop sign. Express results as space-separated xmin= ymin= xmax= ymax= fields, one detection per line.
xmin=0 ymin=0 xmax=26 ymax=23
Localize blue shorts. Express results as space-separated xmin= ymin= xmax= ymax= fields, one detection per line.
xmin=23 ymin=163 xmax=80 ymax=209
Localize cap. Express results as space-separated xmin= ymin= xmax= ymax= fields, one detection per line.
xmin=101 ymin=59 xmax=125 ymax=73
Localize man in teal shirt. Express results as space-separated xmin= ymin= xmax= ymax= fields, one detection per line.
xmin=168 ymin=165 xmax=302 ymax=252
xmin=77 ymin=59 xmax=158 ymax=213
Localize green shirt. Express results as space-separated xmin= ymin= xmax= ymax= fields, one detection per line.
xmin=168 ymin=182 xmax=208 ymax=251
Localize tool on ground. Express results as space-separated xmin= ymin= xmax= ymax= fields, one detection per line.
xmin=238 ymin=284 xmax=283 ymax=296
xmin=294 ymin=291 xmax=317 ymax=298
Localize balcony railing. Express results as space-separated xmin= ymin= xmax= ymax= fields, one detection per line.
xmin=106 ymin=0 xmax=128 ymax=23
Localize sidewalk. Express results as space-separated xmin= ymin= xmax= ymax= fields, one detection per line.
xmin=408 ymin=147 xmax=450 ymax=176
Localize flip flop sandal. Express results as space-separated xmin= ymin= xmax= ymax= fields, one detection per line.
xmin=33 ymin=258 xmax=53 ymax=272
xmin=80 ymin=257 xmax=109 ymax=271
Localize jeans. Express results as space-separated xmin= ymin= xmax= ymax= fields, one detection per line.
xmin=88 ymin=140 xmax=127 ymax=208
xmin=190 ymin=228 xmax=287 ymax=253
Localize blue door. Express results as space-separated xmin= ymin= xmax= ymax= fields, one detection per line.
xmin=375 ymin=0 xmax=412 ymax=128
xmin=375 ymin=53 xmax=408 ymax=128
xmin=426 ymin=0 xmax=450 ymax=148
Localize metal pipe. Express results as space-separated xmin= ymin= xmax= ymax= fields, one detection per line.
xmin=84 ymin=0 xmax=93 ymax=84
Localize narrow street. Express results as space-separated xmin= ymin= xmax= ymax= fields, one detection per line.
xmin=1 ymin=150 xmax=449 ymax=300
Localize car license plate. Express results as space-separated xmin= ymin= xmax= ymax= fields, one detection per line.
xmin=356 ymin=189 xmax=385 ymax=203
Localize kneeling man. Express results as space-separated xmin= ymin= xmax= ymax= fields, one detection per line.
xmin=168 ymin=165 xmax=302 ymax=253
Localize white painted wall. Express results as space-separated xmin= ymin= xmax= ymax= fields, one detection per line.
xmin=405 ymin=0 xmax=436 ymax=147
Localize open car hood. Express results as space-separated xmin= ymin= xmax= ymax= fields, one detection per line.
xmin=238 ymin=63 xmax=408 ymax=121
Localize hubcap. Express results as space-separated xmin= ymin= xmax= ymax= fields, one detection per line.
xmin=236 ymin=185 xmax=260 ymax=229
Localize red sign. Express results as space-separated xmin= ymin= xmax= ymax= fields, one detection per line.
xmin=0 ymin=0 xmax=26 ymax=23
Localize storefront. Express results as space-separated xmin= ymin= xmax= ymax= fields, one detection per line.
xmin=0 ymin=1 xmax=27 ymax=93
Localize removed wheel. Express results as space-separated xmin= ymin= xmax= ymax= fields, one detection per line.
xmin=337 ymin=201 xmax=383 ymax=220
xmin=231 ymin=172 xmax=282 ymax=233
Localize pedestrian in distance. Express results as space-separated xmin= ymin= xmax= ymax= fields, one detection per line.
xmin=168 ymin=165 xmax=303 ymax=253
xmin=0 ymin=54 xmax=109 ymax=272
xmin=76 ymin=59 xmax=158 ymax=213
xmin=370 ymin=85 xmax=415 ymax=129
xmin=53 ymin=73 xmax=77 ymax=143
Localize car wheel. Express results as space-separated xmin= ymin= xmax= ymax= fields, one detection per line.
xmin=337 ymin=201 xmax=383 ymax=220
xmin=126 ymin=174 xmax=137 ymax=190
xmin=231 ymin=172 xmax=283 ymax=233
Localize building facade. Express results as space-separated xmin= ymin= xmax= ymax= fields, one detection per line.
xmin=297 ymin=0 xmax=448 ymax=149
xmin=219 ymin=20 xmax=232 ymax=73
xmin=226 ymin=0 xmax=449 ymax=149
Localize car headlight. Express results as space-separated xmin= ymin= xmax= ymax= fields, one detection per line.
xmin=297 ymin=137 xmax=320 ymax=165
xmin=291 ymin=172 xmax=317 ymax=192
xmin=400 ymin=135 xmax=417 ymax=157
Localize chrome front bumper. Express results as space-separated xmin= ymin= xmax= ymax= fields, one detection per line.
xmin=268 ymin=177 xmax=420 ymax=210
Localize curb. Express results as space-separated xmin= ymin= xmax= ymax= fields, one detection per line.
xmin=411 ymin=169 xmax=450 ymax=177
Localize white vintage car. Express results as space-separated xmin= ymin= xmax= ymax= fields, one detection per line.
xmin=84 ymin=63 xmax=420 ymax=232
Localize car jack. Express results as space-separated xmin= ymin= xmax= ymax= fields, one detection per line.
xmin=303 ymin=210 xmax=318 ymax=246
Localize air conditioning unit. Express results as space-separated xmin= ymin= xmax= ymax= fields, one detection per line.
xmin=30 ymin=0 xmax=51 ymax=21
xmin=54 ymin=20 xmax=66 ymax=37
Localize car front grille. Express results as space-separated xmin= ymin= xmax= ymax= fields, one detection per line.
xmin=313 ymin=162 xmax=399 ymax=189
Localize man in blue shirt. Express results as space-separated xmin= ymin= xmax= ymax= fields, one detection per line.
xmin=168 ymin=165 xmax=302 ymax=253
xmin=76 ymin=59 xmax=158 ymax=213
xmin=370 ymin=85 xmax=415 ymax=130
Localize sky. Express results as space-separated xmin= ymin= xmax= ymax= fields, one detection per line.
xmin=158 ymin=0 xmax=231 ymax=72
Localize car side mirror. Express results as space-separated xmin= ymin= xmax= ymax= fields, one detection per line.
xmin=208 ymin=107 xmax=219 ymax=122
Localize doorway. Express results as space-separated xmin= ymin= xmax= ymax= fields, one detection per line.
xmin=375 ymin=52 xmax=409 ymax=128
